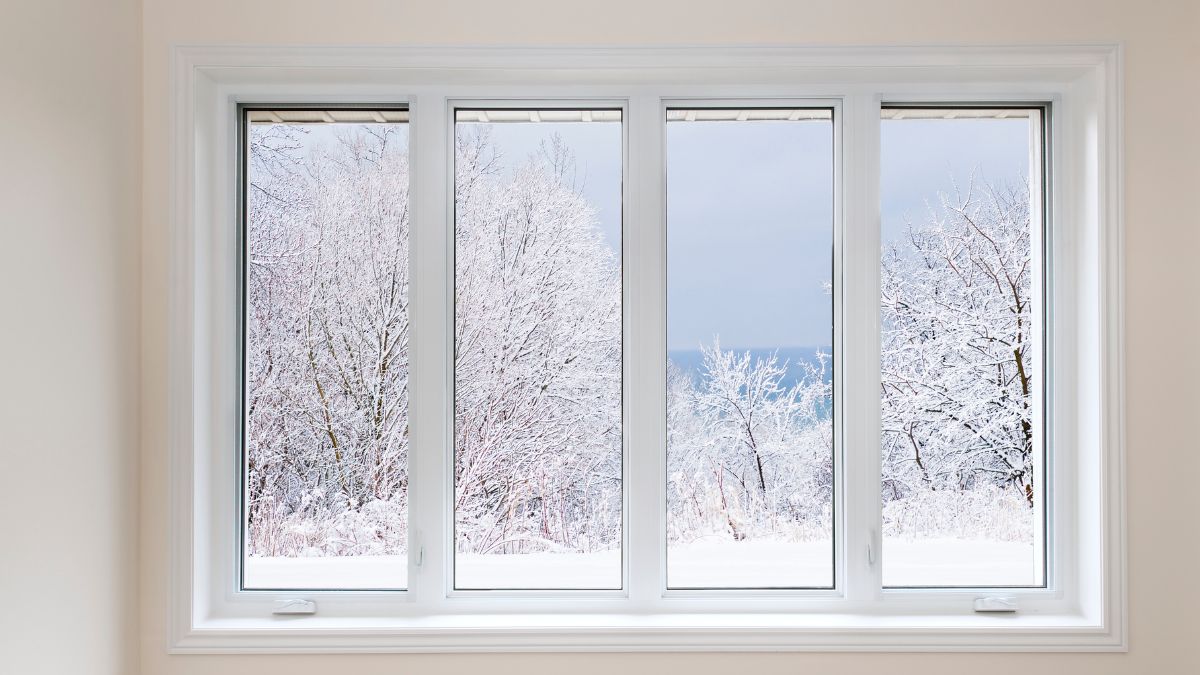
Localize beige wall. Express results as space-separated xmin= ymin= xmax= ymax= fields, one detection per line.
xmin=134 ymin=1 xmax=1198 ymax=673
xmin=0 ymin=1 xmax=141 ymax=674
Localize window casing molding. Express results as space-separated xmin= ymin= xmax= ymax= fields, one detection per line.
xmin=167 ymin=44 xmax=1124 ymax=652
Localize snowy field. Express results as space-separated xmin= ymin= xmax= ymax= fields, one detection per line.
xmin=244 ymin=554 xmax=407 ymax=590
xmin=457 ymin=550 xmax=620 ymax=589
xmin=244 ymin=538 xmax=1037 ymax=590
xmin=668 ymin=540 xmax=832 ymax=588
xmin=882 ymin=538 xmax=1039 ymax=587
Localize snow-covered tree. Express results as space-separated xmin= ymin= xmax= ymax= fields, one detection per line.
xmin=453 ymin=128 xmax=623 ymax=556
xmin=246 ymin=123 xmax=411 ymax=557
xmin=667 ymin=343 xmax=832 ymax=544
xmin=880 ymin=180 xmax=1036 ymax=539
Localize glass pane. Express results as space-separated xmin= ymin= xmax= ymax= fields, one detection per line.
xmin=454 ymin=109 xmax=623 ymax=590
xmin=880 ymin=107 xmax=1045 ymax=587
xmin=243 ymin=109 xmax=411 ymax=590
xmin=665 ymin=108 xmax=834 ymax=589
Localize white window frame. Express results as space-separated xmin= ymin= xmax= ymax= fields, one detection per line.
xmin=168 ymin=45 xmax=1124 ymax=652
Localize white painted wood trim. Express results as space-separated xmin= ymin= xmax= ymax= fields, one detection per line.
xmin=166 ymin=43 xmax=1125 ymax=652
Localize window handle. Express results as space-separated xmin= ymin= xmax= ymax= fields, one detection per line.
xmin=272 ymin=599 xmax=316 ymax=615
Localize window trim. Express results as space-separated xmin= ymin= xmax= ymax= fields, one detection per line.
xmin=876 ymin=103 xmax=1050 ymax=590
xmin=661 ymin=99 xmax=839 ymax=593
xmin=168 ymin=44 xmax=1124 ymax=652
xmin=238 ymin=103 xmax=416 ymax=593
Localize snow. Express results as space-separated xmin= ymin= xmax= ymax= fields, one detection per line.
xmin=882 ymin=537 xmax=1040 ymax=587
xmin=668 ymin=540 xmax=833 ymax=588
xmin=670 ymin=538 xmax=1037 ymax=588
xmin=244 ymin=555 xmax=407 ymax=590
xmin=245 ymin=128 xmax=1041 ymax=590
xmin=243 ymin=538 xmax=1037 ymax=590
xmin=457 ymin=550 xmax=621 ymax=589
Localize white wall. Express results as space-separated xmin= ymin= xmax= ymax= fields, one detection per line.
xmin=0 ymin=1 xmax=141 ymax=674
xmin=3 ymin=0 xmax=1182 ymax=673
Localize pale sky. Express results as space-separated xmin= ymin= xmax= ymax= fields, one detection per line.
xmin=667 ymin=119 xmax=833 ymax=351
xmin=455 ymin=114 xmax=1031 ymax=352
xmin=297 ymin=114 xmax=1032 ymax=354
xmin=881 ymin=117 xmax=1031 ymax=241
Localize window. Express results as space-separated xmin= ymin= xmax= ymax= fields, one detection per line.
xmin=242 ymin=108 xmax=411 ymax=591
xmin=665 ymin=108 xmax=834 ymax=589
xmin=452 ymin=109 xmax=624 ymax=590
xmin=879 ymin=107 xmax=1046 ymax=588
xmin=174 ymin=45 xmax=1124 ymax=652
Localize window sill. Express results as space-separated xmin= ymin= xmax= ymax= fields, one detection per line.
xmin=172 ymin=610 xmax=1123 ymax=652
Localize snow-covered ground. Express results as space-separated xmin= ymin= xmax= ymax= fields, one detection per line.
xmin=882 ymin=538 xmax=1040 ymax=587
xmin=243 ymin=538 xmax=1037 ymax=590
xmin=244 ymin=554 xmax=407 ymax=590
xmin=667 ymin=540 xmax=832 ymax=588
xmin=457 ymin=550 xmax=621 ymax=589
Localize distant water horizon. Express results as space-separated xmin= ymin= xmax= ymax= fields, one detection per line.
xmin=667 ymin=345 xmax=833 ymax=390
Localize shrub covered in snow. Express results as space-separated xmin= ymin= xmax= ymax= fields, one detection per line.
xmin=245 ymin=127 xmax=1035 ymax=560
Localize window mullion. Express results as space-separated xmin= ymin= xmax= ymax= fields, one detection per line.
xmin=407 ymin=91 xmax=451 ymax=609
xmin=625 ymin=92 xmax=666 ymax=607
xmin=841 ymin=92 xmax=884 ymax=604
